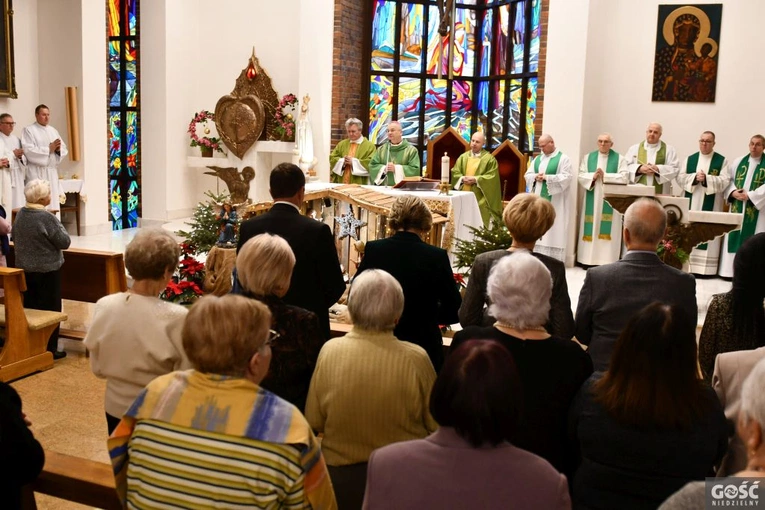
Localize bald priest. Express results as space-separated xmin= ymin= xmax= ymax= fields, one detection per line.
xmin=451 ymin=132 xmax=502 ymax=226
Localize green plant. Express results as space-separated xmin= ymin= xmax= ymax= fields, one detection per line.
xmin=452 ymin=208 xmax=512 ymax=274
xmin=176 ymin=191 xmax=234 ymax=255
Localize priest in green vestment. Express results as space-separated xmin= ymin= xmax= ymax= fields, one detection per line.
xmin=626 ymin=122 xmax=680 ymax=194
xmin=720 ymin=135 xmax=765 ymax=278
xmin=369 ymin=121 xmax=421 ymax=186
xmin=576 ymin=133 xmax=629 ymax=266
xmin=451 ymin=132 xmax=501 ymax=226
xmin=329 ymin=118 xmax=376 ymax=185
xmin=675 ymin=131 xmax=731 ymax=275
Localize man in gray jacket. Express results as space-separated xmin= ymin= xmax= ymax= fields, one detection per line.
xmin=575 ymin=198 xmax=697 ymax=371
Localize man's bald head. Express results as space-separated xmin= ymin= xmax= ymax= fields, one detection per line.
xmin=624 ymin=198 xmax=667 ymax=250
xmin=646 ymin=123 xmax=663 ymax=144
xmin=539 ymin=134 xmax=555 ymax=155
xmin=470 ymin=132 xmax=485 ymax=153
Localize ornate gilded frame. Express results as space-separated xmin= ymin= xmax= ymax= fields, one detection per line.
xmin=0 ymin=0 xmax=16 ymax=98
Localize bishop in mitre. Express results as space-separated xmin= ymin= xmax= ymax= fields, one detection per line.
xmin=675 ymin=131 xmax=730 ymax=275
xmin=576 ymin=133 xmax=628 ymax=266
xmin=0 ymin=113 xmax=26 ymax=209
xmin=451 ymin=131 xmax=501 ymax=226
xmin=330 ymin=118 xmax=375 ymax=184
xmin=369 ymin=121 xmax=420 ymax=186
xmin=22 ymin=105 xmax=68 ymax=212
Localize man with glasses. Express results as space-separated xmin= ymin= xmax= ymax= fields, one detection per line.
xmin=626 ymin=122 xmax=680 ymax=194
xmin=21 ymin=105 xmax=68 ymax=213
xmin=675 ymin=131 xmax=730 ymax=275
xmin=524 ymin=133 xmax=573 ymax=262
xmin=576 ymin=133 xmax=629 ymax=266
xmin=0 ymin=114 xmax=26 ymax=209
xmin=719 ymin=135 xmax=765 ymax=278
xmin=329 ymin=118 xmax=376 ymax=185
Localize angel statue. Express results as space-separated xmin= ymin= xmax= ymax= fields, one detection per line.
xmin=204 ymin=165 xmax=255 ymax=204
xmin=296 ymin=94 xmax=318 ymax=175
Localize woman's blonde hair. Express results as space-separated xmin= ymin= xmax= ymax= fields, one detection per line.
xmin=24 ymin=179 xmax=51 ymax=204
xmin=502 ymin=193 xmax=555 ymax=243
xmin=182 ymin=295 xmax=272 ymax=376
xmin=124 ymin=228 xmax=180 ymax=281
xmin=388 ymin=195 xmax=433 ymax=232
xmin=236 ymin=234 xmax=295 ymax=297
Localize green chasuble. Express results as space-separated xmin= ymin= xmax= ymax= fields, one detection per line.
xmin=533 ymin=152 xmax=562 ymax=200
xmin=728 ymin=156 xmax=765 ymax=253
xmin=637 ymin=141 xmax=667 ymax=194
xmin=369 ymin=140 xmax=421 ymax=186
xmin=329 ymin=138 xmax=376 ymax=185
xmin=582 ymin=150 xmax=619 ymax=242
xmin=685 ymin=151 xmax=725 ymax=251
xmin=451 ymin=150 xmax=502 ymax=226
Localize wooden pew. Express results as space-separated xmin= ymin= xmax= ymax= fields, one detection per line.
xmin=0 ymin=268 xmax=67 ymax=382
xmin=22 ymin=450 xmax=121 ymax=509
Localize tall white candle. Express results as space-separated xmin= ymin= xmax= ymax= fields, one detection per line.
xmin=441 ymin=152 xmax=450 ymax=184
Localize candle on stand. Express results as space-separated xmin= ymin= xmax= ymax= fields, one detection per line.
xmin=441 ymin=152 xmax=450 ymax=184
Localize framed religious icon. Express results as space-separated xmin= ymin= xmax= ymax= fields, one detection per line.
xmin=0 ymin=0 xmax=15 ymax=98
xmin=652 ymin=4 xmax=722 ymax=103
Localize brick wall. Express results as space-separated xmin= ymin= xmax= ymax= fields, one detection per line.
xmin=534 ymin=0 xmax=549 ymax=152
xmin=331 ymin=0 xmax=368 ymax=147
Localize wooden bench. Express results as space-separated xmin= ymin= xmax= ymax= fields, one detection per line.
xmin=22 ymin=450 xmax=121 ymax=509
xmin=0 ymin=268 xmax=68 ymax=382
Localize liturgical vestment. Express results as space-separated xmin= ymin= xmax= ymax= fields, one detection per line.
xmin=330 ymin=137 xmax=376 ymax=185
xmin=0 ymin=132 xmax=26 ymax=209
xmin=21 ymin=122 xmax=68 ymax=212
xmin=451 ymin=149 xmax=501 ymax=226
xmin=369 ymin=140 xmax=420 ymax=186
xmin=625 ymin=140 xmax=680 ymax=195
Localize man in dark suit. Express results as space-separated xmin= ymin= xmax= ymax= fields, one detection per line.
xmin=237 ymin=163 xmax=345 ymax=339
xmin=356 ymin=195 xmax=461 ymax=371
xmin=575 ymin=197 xmax=697 ymax=371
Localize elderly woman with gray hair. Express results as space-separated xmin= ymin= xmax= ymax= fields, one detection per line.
xmin=84 ymin=228 xmax=191 ymax=434
xmin=660 ymin=357 xmax=765 ymax=509
xmin=329 ymin=117 xmax=377 ymax=184
xmin=13 ymin=179 xmax=71 ymax=359
xmin=356 ymin=194 xmax=461 ymax=371
xmin=451 ymin=251 xmax=592 ymax=478
xmin=306 ymin=269 xmax=437 ymax=509
xmin=236 ymin=233 xmax=323 ymax=412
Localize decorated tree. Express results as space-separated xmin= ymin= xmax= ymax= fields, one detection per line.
xmin=176 ymin=191 xmax=233 ymax=255
xmin=452 ymin=209 xmax=512 ymax=274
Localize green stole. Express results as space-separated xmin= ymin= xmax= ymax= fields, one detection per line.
xmin=728 ymin=156 xmax=765 ymax=253
xmin=582 ymin=150 xmax=619 ymax=241
xmin=685 ymin=152 xmax=725 ymax=251
xmin=637 ymin=141 xmax=667 ymax=194
xmin=533 ymin=151 xmax=562 ymax=200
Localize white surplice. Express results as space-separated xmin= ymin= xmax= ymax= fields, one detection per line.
xmin=675 ymin=152 xmax=730 ymax=275
xmin=576 ymin=151 xmax=629 ymax=266
xmin=719 ymin=154 xmax=765 ymax=278
xmin=0 ymin=133 xmax=27 ymax=209
xmin=626 ymin=140 xmax=680 ymax=194
xmin=21 ymin=122 xmax=68 ymax=212
xmin=524 ymin=149 xmax=573 ymax=262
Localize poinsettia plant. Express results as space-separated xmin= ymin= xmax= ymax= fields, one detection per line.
xmin=160 ymin=243 xmax=206 ymax=304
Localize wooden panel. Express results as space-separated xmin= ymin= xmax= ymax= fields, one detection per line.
xmin=492 ymin=139 xmax=528 ymax=201
xmin=426 ymin=127 xmax=469 ymax=181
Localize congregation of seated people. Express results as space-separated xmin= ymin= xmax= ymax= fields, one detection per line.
xmin=9 ymin=163 xmax=765 ymax=510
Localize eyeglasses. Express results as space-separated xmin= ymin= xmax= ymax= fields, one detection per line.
xmin=1 ymin=122 xmax=15 ymax=126
xmin=597 ymin=140 xmax=612 ymax=144
xmin=699 ymin=140 xmax=714 ymax=144
xmin=264 ymin=329 xmax=280 ymax=347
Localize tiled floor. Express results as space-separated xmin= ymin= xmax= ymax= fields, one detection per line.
xmin=12 ymin=225 xmax=732 ymax=508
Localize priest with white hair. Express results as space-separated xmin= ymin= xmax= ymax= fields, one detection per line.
xmin=524 ymin=133 xmax=572 ymax=262
xmin=329 ymin=118 xmax=376 ymax=184
xmin=576 ymin=133 xmax=629 ymax=266
xmin=21 ymin=104 xmax=68 ymax=212
xmin=626 ymin=122 xmax=679 ymax=194
xmin=0 ymin=113 xmax=26 ymax=209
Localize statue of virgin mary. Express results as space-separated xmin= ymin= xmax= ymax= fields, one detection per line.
xmin=296 ymin=94 xmax=318 ymax=176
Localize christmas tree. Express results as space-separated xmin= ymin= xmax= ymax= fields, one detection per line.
xmin=176 ymin=191 xmax=233 ymax=255
xmin=453 ymin=208 xmax=512 ymax=274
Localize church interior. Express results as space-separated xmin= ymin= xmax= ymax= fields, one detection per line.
xmin=2 ymin=0 xmax=765 ymax=508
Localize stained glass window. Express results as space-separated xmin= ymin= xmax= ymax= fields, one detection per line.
xmin=367 ymin=0 xmax=542 ymax=158
xmin=107 ymin=0 xmax=140 ymax=230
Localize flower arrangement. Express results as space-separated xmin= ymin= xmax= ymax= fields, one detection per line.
xmin=188 ymin=110 xmax=224 ymax=154
xmin=160 ymin=243 xmax=205 ymax=305
xmin=656 ymin=236 xmax=690 ymax=270
xmin=273 ymin=93 xmax=298 ymax=142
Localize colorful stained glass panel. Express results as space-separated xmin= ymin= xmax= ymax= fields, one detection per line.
xmin=507 ymin=79 xmax=522 ymax=146
xmin=530 ymin=0 xmax=541 ymax=72
xmin=108 ymin=42 xmax=120 ymax=107
xmin=108 ymin=0 xmax=121 ymax=37
xmin=127 ymin=180 xmax=139 ymax=228
xmin=372 ymin=0 xmax=396 ymax=71
xmin=452 ymin=9 xmax=476 ymax=77
xmin=526 ymin=77 xmax=538 ymax=151
xmin=480 ymin=9 xmax=492 ymax=77
xmin=426 ymin=5 xmax=448 ymax=75
xmin=424 ymin=79 xmax=447 ymax=141
xmin=109 ymin=112 xmax=121 ymax=177
xmin=477 ymin=81 xmax=490 ymax=134
xmin=493 ymin=4 xmax=509 ymax=75
xmin=126 ymin=111 xmax=138 ymax=177
xmin=110 ymin=180 xmax=123 ymax=230
xmin=490 ymin=80 xmax=505 ymax=146
xmin=125 ymin=41 xmax=138 ymax=107
xmin=511 ymin=1 xmax=527 ymax=74
xmin=399 ymin=4 xmax=424 ymax=73
xmin=451 ymin=81 xmax=473 ymax=141
xmin=369 ymin=75 xmax=393 ymax=144
xmin=398 ymin=77 xmax=421 ymax=144
xmin=127 ymin=0 xmax=137 ymax=36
